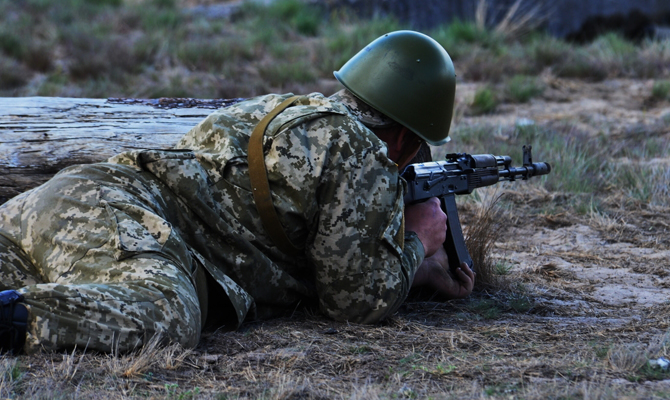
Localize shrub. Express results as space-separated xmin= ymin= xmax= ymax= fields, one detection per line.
xmin=63 ymin=27 xmax=137 ymax=80
xmin=0 ymin=30 xmax=24 ymax=59
xmin=442 ymin=20 xmax=498 ymax=46
xmin=317 ymin=17 xmax=403 ymax=74
xmin=176 ymin=37 xmax=254 ymax=71
xmin=0 ymin=58 xmax=31 ymax=90
xmin=470 ymin=86 xmax=498 ymax=114
xmin=268 ymin=0 xmax=321 ymax=36
xmin=652 ymin=80 xmax=670 ymax=100
xmin=505 ymin=75 xmax=544 ymax=103
xmin=259 ymin=61 xmax=316 ymax=88
xmin=553 ymin=49 xmax=608 ymax=81
xmin=527 ymin=33 xmax=570 ymax=68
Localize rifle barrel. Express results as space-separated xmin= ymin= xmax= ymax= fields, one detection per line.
xmin=498 ymin=162 xmax=551 ymax=181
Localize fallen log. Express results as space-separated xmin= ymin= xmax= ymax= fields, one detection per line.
xmin=0 ymin=97 xmax=242 ymax=204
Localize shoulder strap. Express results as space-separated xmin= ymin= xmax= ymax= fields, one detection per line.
xmin=248 ymin=95 xmax=304 ymax=256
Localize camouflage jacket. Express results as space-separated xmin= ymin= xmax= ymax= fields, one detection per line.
xmin=110 ymin=90 xmax=425 ymax=328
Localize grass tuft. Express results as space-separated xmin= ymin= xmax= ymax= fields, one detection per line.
xmin=0 ymin=358 xmax=23 ymax=397
xmin=1 ymin=0 xmax=669 ymax=97
xmin=318 ymin=16 xmax=403 ymax=75
xmin=652 ymin=80 xmax=670 ymax=100
xmin=0 ymin=58 xmax=31 ymax=90
xmin=464 ymin=192 xmax=508 ymax=290
xmin=505 ymin=74 xmax=544 ymax=102
xmin=268 ymin=0 xmax=322 ymax=36
xmin=608 ymin=343 xmax=650 ymax=374
xmin=470 ymin=86 xmax=498 ymax=114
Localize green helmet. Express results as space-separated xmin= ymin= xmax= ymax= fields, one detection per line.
xmin=334 ymin=30 xmax=456 ymax=146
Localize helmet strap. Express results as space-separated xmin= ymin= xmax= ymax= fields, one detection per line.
xmin=373 ymin=126 xmax=424 ymax=170
xmin=394 ymin=127 xmax=425 ymax=170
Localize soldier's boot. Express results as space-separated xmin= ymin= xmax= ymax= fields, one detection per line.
xmin=0 ymin=290 xmax=28 ymax=354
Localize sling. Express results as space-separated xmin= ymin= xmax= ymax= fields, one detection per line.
xmin=247 ymin=95 xmax=304 ymax=256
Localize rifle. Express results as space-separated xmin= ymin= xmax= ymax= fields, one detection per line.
xmin=401 ymin=145 xmax=551 ymax=273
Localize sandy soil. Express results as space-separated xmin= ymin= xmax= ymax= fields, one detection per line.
xmin=452 ymin=77 xmax=669 ymax=326
xmin=468 ymin=77 xmax=670 ymax=314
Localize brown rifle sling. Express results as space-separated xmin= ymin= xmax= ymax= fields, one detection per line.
xmin=247 ymin=95 xmax=304 ymax=256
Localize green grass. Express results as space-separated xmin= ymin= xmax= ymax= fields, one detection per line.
xmin=527 ymin=32 xmax=571 ymax=68
xmin=608 ymin=164 xmax=670 ymax=206
xmin=466 ymin=298 xmax=502 ymax=319
xmin=470 ymin=86 xmax=498 ymax=114
xmin=317 ymin=16 xmax=403 ymax=75
xmin=553 ymin=48 xmax=609 ymax=81
xmin=447 ymin=117 xmax=670 ymax=209
xmin=494 ymin=261 xmax=514 ymax=276
xmin=505 ymin=74 xmax=544 ymax=103
xmin=1 ymin=0 xmax=669 ymax=98
xmin=652 ymin=80 xmax=670 ymax=100
xmin=0 ymin=58 xmax=31 ymax=90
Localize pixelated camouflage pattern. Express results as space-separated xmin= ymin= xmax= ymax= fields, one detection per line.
xmin=329 ymin=90 xmax=398 ymax=128
xmin=172 ymin=90 xmax=424 ymax=323
xmin=0 ymin=90 xmax=424 ymax=353
xmin=0 ymin=164 xmax=203 ymax=353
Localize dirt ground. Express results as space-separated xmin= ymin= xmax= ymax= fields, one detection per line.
xmin=190 ymin=78 xmax=670 ymax=398
xmin=462 ymin=77 xmax=670 ymax=317
xmin=3 ymin=78 xmax=670 ymax=399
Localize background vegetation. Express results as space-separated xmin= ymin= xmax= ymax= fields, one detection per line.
xmin=1 ymin=0 xmax=669 ymax=99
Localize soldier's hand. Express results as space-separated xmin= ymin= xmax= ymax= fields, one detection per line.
xmin=412 ymin=247 xmax=475 ymax=299
xmin=404 ymin=197 xmax=447 ymax=257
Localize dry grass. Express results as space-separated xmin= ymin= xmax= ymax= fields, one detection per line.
xmin=476 ymin=0 xmax=550 ymax=41
xmin=2 ymin=0 xmax=669 ymax=97
xmin=3 ymin=305 xmax=668 ymax=398
xmin=463 ymin=191 xmax=509 ymax=290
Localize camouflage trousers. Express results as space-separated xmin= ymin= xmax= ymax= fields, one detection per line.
xmin=0 ymin=164 xmax=205 ymax=354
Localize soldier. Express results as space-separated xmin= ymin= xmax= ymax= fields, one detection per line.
xmin=0 ymin=30 xmax=475 ymax=355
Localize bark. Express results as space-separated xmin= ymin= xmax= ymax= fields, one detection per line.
xmin=0 ymin=97 xmax=239 ymax=204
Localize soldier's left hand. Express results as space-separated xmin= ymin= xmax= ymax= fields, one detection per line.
xmin=412 ymin=246 xmax=475 ymax=299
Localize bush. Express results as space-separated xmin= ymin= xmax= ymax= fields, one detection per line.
xmin=652 ymin=80 xmax=670 ymax=100
xmin=0 ymin=30 xmax=24 ymax=59
xmin=442 ymin=20 xmax=498 ymax=47
xmin=259 ymin=61 xmax=316 ymax=88
xmin=317 ymin=17 xmax=403 ymax=74
xmin=176 ymin=37 xmax=254 ymax=72
xmin=527 ymin=33 xmax=570 ymax=68
xmin=470 ymin=86 xmax=498 ymax=115
xmin=62 ymin=27 xmax=137 ymax=80
xmin=1 ymin=0 xmax=668 ymax=98
xmin=505 ymin=75 xmax=544 ymax=103
xmin=0 ymin=58 xmax=31 ymax=90
xmin=553 ymin=49 xmax=608 ymax=81
xmin=268 ymin=0 xmax=321 ymax=36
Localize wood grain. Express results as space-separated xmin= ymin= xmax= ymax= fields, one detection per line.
xmin=0 ymin=97 xmax=222 ymax=204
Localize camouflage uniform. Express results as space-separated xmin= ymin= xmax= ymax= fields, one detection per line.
xmin=0 ymin=90 xmax=424 ymax=354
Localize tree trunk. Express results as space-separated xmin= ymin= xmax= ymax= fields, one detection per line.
xmin=0 ymin=97 xmax=239 ymax=205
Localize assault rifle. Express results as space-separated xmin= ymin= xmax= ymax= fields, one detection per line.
xmin=402 ymin=145 xmax=551 ymax=273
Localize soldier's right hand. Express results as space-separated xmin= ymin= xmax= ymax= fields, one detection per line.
xmin=404 ymin=197 xmax=447 ymax=257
